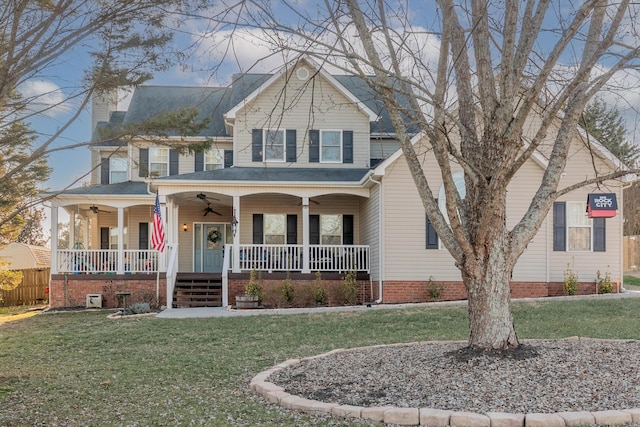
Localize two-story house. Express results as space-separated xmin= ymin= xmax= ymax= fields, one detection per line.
xmin=47 ymin=56 xmax=626 ymax=310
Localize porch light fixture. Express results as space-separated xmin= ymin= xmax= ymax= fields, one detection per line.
xmin=231 ymin=211 xmax=239 ymax=237
xmin=183 ymin=223 xmax=188 ymax=232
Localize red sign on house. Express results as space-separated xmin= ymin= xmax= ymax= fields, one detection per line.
xmin=586 ymin=193 xmax=618 ymax=218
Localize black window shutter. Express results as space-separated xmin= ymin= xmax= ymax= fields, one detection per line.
xmin=139 ymin=148 xmax=149 ymax=177
xmin=101 ymin=158 xmax=110 ymax=185
xmin=286 ymin=129 xmax=297 ymax=162
xmin=253 ymin=214 xmax=264 ymax=244
xmin=286 ymin=215 xmax=297 ymax=244
xmin=594 ymin=218 xmax=606 ymax=252
xmin=252 ymin=129 xmax=263 ymax=162
xmin=100 ymin=227 xmax=110 ymax=250
xmin=309 ymin=130 xmax=320 ymax=163
xmin=139 ymin=223 xmax=149 ymax=250
xmin=343 ymin=131 xmax=353 ymax=164
xmin=426 ymin=199 xmax=439 ymax=249
xmin=310 ymin=215 xmax=320 ymax=244
xmin=224 ymin=150 xmax=233 ymax=168
xmin=343 ymin=215 xmax=354 ymax=245
xmin=194 ymin=152 xmax=204 ymax=172
xmin=553 ymin=202 xmax=566 ymax=251
xmin=169 ymin=149 xmax=179 ymax=175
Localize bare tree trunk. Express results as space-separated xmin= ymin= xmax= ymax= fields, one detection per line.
xmin=463 ymin=246 xmax=519 ymax=350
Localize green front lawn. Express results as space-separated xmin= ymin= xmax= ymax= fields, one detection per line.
xmin=1 ymin=298 xmax=639 ymax=426
xmin=624 ymin=275 xmax=640 ymax=289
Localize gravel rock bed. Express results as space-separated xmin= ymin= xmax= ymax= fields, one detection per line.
xmin=268 ymin=339 xmax=640 ymax=414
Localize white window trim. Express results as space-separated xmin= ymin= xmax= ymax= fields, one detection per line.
xmin=149 ymin=147 xmax=170 ymax=177
xmin=263 ymin=129 xmax=285 ymax=163
xmin=320 ymin=129 xmax=342 ymax=163
xmin=566 ymin=201 xmax=593 ymax=252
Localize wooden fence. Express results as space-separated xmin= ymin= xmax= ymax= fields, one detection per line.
xmin=0 ymin=268 xmax=50 ymax=306
xmin=623 ymin=236 xmax=640 ymax=272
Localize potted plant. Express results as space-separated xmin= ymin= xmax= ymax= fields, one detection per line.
xmin=236 ymin=270 xmax=262 ymax=309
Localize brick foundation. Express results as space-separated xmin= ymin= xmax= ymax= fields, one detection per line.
xmin=228 ymin=272 xmax=372 ymax=307
xmin=381 ymin=280 xmax=620 ymax=304
xmin=49 ymin=274 xmax=167 ymax=309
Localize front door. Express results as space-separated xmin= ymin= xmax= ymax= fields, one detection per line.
xmin=194 ymin=223 xmax=225 ymax=272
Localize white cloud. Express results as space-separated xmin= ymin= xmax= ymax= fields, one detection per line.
xmin=18 ymin=80 xmax=71 ymax=117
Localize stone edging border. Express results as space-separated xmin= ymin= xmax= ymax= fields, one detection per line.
xmin=250 ymin=339 xmax=640 ymax=426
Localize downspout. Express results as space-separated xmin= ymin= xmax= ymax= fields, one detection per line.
xmin=621 ymin=180 xmax=632 ymax=291
xmin=367 ymin=173 xmax=383 ymax=304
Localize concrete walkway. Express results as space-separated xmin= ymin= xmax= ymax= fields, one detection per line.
xmin=155 ymin=289 xmax=640 ymax=319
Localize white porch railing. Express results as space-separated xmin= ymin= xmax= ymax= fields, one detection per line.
xmin=236 ymin=244 xmax=369 ymax=272
xmin=56 ymin=249 xmax=159 ymax=274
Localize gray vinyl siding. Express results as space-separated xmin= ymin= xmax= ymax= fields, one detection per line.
xmin=359 ymin=183 xmax=381 ymax=281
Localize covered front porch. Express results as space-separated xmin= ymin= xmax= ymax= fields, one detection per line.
xmin=49 ymin=182 xmax=375 ymax=308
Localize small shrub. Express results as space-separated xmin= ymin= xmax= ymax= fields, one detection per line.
xmin=427 ymin=276 xmax=444 ymax=301
xmin=313 ymin=271 xmax=327 ymax=305
xmin=337 ymin=270 xmax=358 ymax=305
xmin=563 ymin=264 xmax=578 ymax=296
xmin=597 ymin=270 xmax=613 ymax=294
xmin=245 ymin=270 xmax=263 ymax=304
xmin=128 ymin=302 xmax=151 ymax=314
xmin=279 ymin=273 xmax=295 ymax=305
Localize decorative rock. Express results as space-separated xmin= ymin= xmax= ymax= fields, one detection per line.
xmin=449 ymin=411 xmax=490 ymax=427
xmin=486 ymin=411 xmax=525 ymax=427
xmin=420 ymin=408 xmax=453 ymax=426
xmin=331 ymin=404 xmax=362 ymax=418
xmin=592 ymin=410 xmax=632 ymax=425
xmin=558 ymin=411 xmax=595 ymax=426
xmin=384 ymin=407 xmax=420 ymax=425
xmin=525 ymin=413 xmax=565 ymax=427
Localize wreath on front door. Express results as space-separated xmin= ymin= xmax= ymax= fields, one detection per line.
xmin=207 ymin=229 xmax=221 ymax=244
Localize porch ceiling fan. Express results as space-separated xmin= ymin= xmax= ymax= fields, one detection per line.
xmin=195 ymin=192 xmax=219 ymax=202
xmin=203 ymin=203 xmax=222 ymax=216
xmin=89 ymin=205 xmax=111 ymax=214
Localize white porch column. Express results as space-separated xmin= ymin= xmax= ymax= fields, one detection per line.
xmin=232 ymin=196 xmax=240 ymax=273
xmin=302 ymin=197 xmax=310 ymax=273
xmin=117 ymin=207 xmax=124 ymax=274
xmin=50 ymin=205 xmax=59 ymax=274
xmin=69 ymin=210 xmax=76 ymax=248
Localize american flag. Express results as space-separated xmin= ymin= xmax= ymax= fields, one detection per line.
xmin=151 ymin=194 xmax=166 ymax=252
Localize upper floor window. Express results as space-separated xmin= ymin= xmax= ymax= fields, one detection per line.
xmin=110 ymin=157 xmax=128 ymax=184
xmin=264 ymin=214 xmax=286 ymax=244
xmin=320 ymin=130 xmax=342 ymax=163
xmin=149 ymin=148 xmax=169 ymax=177
xmin=309 ymin=130 xmax=353 ymax=164
xmin=567 ymin=201 xmax=591 ymax=251
xmin=205 ymin=148 xmax=224 ymax=170
xmin=264 ymin=129 xmax=285 ymax=162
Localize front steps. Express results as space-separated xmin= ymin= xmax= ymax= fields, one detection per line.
xmin=174 ymin=273 xmax=222 ymax=308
